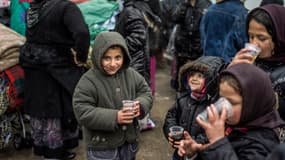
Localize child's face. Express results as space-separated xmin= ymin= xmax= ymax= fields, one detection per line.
xmin=101 ymin=47 xmax=124 ymax=75
xmin=188 ymin=72 xmax=205 ymax=93
xmin=248 ymin=19 xmax=274 ymax=59
xmin=219 ymin=81 xmax=242 ymax=125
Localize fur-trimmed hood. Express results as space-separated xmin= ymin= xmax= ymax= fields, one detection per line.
xmin=178 ymin=56 xmax=225 ymax=99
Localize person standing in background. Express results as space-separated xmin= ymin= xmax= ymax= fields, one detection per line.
xmin=200 ymin=0 xmax=248 ymax=63
xmin=160 ymin=0 xmax=179 ymax=51
xmin=19 ymin=0 xmax=90 ymax=159
xmin=156 ymin=0 xmax=178 ymax=68
xmin=115 ymin=0 xmax=160 ymax=130
xmin=115 ymin=0 xmax=160 ymax=92
xmin=170 ymin=0 xmax=212 ymax=90
xmin=144 ymin=0 xmax=162 ymax=97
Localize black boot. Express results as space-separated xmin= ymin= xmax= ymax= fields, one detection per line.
xmin=62 ymin=151 xmax=76 ymax=160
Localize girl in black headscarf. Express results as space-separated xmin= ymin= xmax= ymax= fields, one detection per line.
xmin=177 ymin=63 xmax=285 ymax=160
xmin=230 ymin=4 xmax=285 ymax=121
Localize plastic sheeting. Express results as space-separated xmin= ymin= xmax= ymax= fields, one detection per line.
xmin=77 ymin=0 xmax=118 ymax=45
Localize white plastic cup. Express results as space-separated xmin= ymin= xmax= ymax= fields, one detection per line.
xmin=122 ymin=100 xmax=135 ymax=112
xmin=197 ymin=97 xmax=233 ymax=122
xmin=245 ymin=43 xmax=261 ymax=62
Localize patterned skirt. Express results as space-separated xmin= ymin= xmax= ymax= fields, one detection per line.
xmin=30 ymin=117 xmax=78 ymax=159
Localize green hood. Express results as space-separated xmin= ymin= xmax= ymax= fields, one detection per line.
xmin=91 ymin=31 xmax=131 ymax=73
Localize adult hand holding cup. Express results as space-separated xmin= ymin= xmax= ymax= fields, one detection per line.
xmin=244 ymin=43 xmax=261 ymax=63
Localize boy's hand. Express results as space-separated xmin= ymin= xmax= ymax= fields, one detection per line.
xmin=178 ymin=131 xmax=204 ymax=157
xmin=117 ymin=109 xmax=135 ymax=124
xmin=168 ymin=133 xmax=182 ymax=148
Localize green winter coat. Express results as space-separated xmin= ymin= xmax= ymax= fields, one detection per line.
xmin=73 ymin=31 xmax=153 ymax=150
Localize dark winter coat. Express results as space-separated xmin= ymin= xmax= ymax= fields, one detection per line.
xmin=115 ymin=0 xmax=150 ymax=83
xmin=256 ymin=60 xmax=285 ymax=121
xmin=163 ymin=93 xmax=210 ymax=159
xmin=20 ymin=0 xmax=90 ymax=64
xmin=73 ymin=31 xmax=153 ymax=150
xmin=199 ymin=128 xmax=279 ymax=160
xmin=173 ymin=0 xmax=211 ymax=59
xmin=159 ymin=0 xmax=178 ymax=47
xmin=19 ymin=0 xmax=89 ymax=125
xmin=266 ymin=143 xmax=285 ymax=160
xmin=163 ymin=56 xmax=225 ymax=159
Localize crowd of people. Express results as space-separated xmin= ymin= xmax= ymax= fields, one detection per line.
xmin=1 ymin=0 xmax=285 ymax=160
xmin=166 ymin=1 xmax=285 ymax=160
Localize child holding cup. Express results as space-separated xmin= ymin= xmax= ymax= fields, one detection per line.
xmin=73 ymin=31 xmax=153 ymax=160
xmin=178 ymin=64 xmax=285 ymax=159
xmin=163 ymin=56 xmax=226 ymax=160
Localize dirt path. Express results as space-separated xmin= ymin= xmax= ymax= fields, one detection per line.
xmin=136 ymin=65 xmax=175 ymax=160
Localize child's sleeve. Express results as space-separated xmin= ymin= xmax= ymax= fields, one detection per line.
xmin=162 ymin=101 xmax=181 ymax=140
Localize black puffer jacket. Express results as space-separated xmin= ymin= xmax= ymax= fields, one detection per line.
xmin=163 ymin=56 xmax=225 ymax=159
xmin=256 ymin=59 xmax=285 ymax=121
xmin=173 ymin=0 xmax=211 ymax=59
xmin=115 ymin=0 xmax=154 ymax=83
xmin=199 ymin=128 xmax=279 ymax=160
xmin=163 ymin=93 xmax=210 ymax=159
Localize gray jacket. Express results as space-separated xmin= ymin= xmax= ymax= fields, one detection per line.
xmin=73 ymin=31 xmax=153 ymax=150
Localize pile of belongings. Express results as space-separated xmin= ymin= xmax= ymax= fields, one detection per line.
xmin=0 ymin=23 xmax=31 ymax=150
